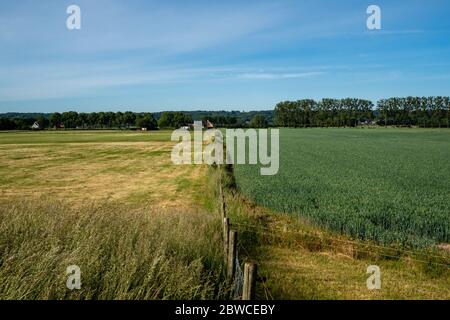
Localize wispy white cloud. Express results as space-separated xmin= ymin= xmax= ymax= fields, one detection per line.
xmin=0 ymin=60 xmax=327 ymax=101
xmin=238 ymin=72 xmax=325 ymax=80
xmin=364 ymin=29 xmax=425 ymax=36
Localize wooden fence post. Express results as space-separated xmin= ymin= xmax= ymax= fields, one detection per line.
xmin=223 ymin=218 xmax=229 ymax=265
xmin=227 ymin=230 xmax=237 ymax=279
xmin=221 ymin=200 xmax=226 ymax=219
xmin=219 ymin=183 xmax=226 ymax=219
xmin=242 ymin=263 xmax=257 ymax=300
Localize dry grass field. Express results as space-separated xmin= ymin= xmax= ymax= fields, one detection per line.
xmin=0 ymin=131 xmax=227 ymax=299
xmin=0 ymin=131 xmax=204 ymax=208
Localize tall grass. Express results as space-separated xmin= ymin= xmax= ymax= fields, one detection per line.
xmin=0 ymin=200 xmax=227 ymax=300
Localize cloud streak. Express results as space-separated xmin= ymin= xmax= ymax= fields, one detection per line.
xmin=0 ymin=62 xmax=327 ymax=101
xmin=238 ymin=72 xmax=325 ymax=80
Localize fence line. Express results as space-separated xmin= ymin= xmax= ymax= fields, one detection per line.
xmin=236 ymin=229 xmax=449 ymax=297
xmin=219 ymin=172 xmax=257 ymax=300
xmin=232 ymin=221 xmax=449 ymax=260
xmin=234 ymin=224 xmax=450 ymax=267
xmin=232 ymin=222 xmax=450 ymax=264
xmin=233 ymin=255 xmax=244 ymax=298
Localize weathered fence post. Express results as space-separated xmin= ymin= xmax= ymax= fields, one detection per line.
xmin=227 ymin=230 xmax=237 ymax=279
xmin=219 ymin=183 xmax=226 ymax=219
xmin=242 ymin=263 xmax=257 ymax=300
xmin=221 ymin=199 xmax=226 ymax=219
xmin=223 ymin=218 xmax=229 ymax=265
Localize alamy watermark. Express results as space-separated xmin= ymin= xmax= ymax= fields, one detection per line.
xmin=65 ymin=5 xmax=380 ymax=32
xmin=66 ymin=265 xmax=81 ymax=290
xmin=171 ymin=122 xmax=279 ymax=176
xmin=367 ymin=5 xmax=381 ymax=30
xmin=66 ymin=5 xmax=81 ymax=30
xmin=366 ymin=265 xmax=381 ymax=290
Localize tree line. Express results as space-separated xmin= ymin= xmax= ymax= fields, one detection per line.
xmin=0 ymin=111 xmax=195 ymax=130
xmin=1 ymin=97 xmax=449 ymax=130
xmin=46 ymin=111 xmax=160 ymax=130
xmin=274 ymin=97 xmax=450 ymax=128
xmin=377 ymin=97 xmax=450 ymax=127
xmin=0 ymin=110 xmax=271 ymax=130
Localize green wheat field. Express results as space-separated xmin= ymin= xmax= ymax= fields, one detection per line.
xmin=234 ymin=128 xmax=450 ymax=247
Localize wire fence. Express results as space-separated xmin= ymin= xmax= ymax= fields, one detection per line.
xmin=234 ymin=222 xmax=450 ymax=267
xmin=219 ymin=175 xmax=258 ymax=300
xmin=232 ymin=220 xmax=449 ymax=260
xmin=232 ymin=254 xmax=244 ymax=299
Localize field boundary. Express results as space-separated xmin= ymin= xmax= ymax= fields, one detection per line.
xmin=218 ymin=169 xmax=266 ymax=300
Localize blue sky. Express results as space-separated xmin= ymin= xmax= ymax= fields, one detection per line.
xmin=0 ymin=0 xmax=449 ymax=112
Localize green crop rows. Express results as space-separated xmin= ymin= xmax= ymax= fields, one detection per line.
xmin=233 ymin=128 xmax=450 ymax=247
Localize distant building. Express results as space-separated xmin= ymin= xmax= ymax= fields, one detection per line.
xmin=31 ymin=122 xmax=41 ymax=130
xmin=188 ymin=120 xmax=215 ymax=130
xmin=205 ymin=120 xmax=214 ymax=129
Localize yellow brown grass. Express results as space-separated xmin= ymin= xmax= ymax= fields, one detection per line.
xmin=0 ymin=140 xmax=203 ymax=208
xmin=0 ymin=200 xmax=226 ymax=299
xmin=0 ymin=131 xmax=227 ymax=300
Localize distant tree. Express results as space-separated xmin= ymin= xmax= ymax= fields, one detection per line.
xmin=13 ymin=117 xmax=35 ymax=130
xmin=49 ymin=112 xmax=62 ymax=128
xmin=0 ymin=117 xmax=16 ymax=130
xmin=105 ymin=112 xmax=115 ymax=127
xmin=377 ymin=99 xmax=389 ymax=127
xmin=97 ymin=112 xmax=106 ymax=128
xmin=183 ymin=113 xmax=193 ymax=125
xmin=136 ymin=113 xmax=157 ymax=130
xmin=157 ymin=112 xmax=174 ymax=128
xmin=78 ymin=113 xmax=89 ymax=129
xmin=250 ymin=114 xmax=268 ymax=128
xmin=444 ymin=96 xmax=450 ymax=128
xmin=433 ymin=96 xmax=445 ymax=128
xmin=123 ymin=111 xmax=136 ymax=128
xmin=114 ymin=112 xmax=124 ymax=128
xmin=158 ymin=112 xmax=191 ymax=128
xmin=87 ymin=113 xmax=98 ymax=128
xmin=61 ymin=111 xmax=79 ymax=129
xmin=172 ymin=112 xmax=189 ymax=128
xmin=420 ymin=97 xmax=430 ymax=128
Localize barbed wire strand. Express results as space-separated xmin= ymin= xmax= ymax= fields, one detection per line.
xmin=232 ymin=221 xmax=449 ymax=260
xmin=232 ymin=221 xmax=450 ymax=261
xmin=240 ymin=225 xmax=450 ymax=267
xmin=233 ymin=253 xmax=244 ymax=299
xmin=234 ymin=224 xmax=450 ymax=268
xmin=238 ymin=241 xmax=449 ymax=296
